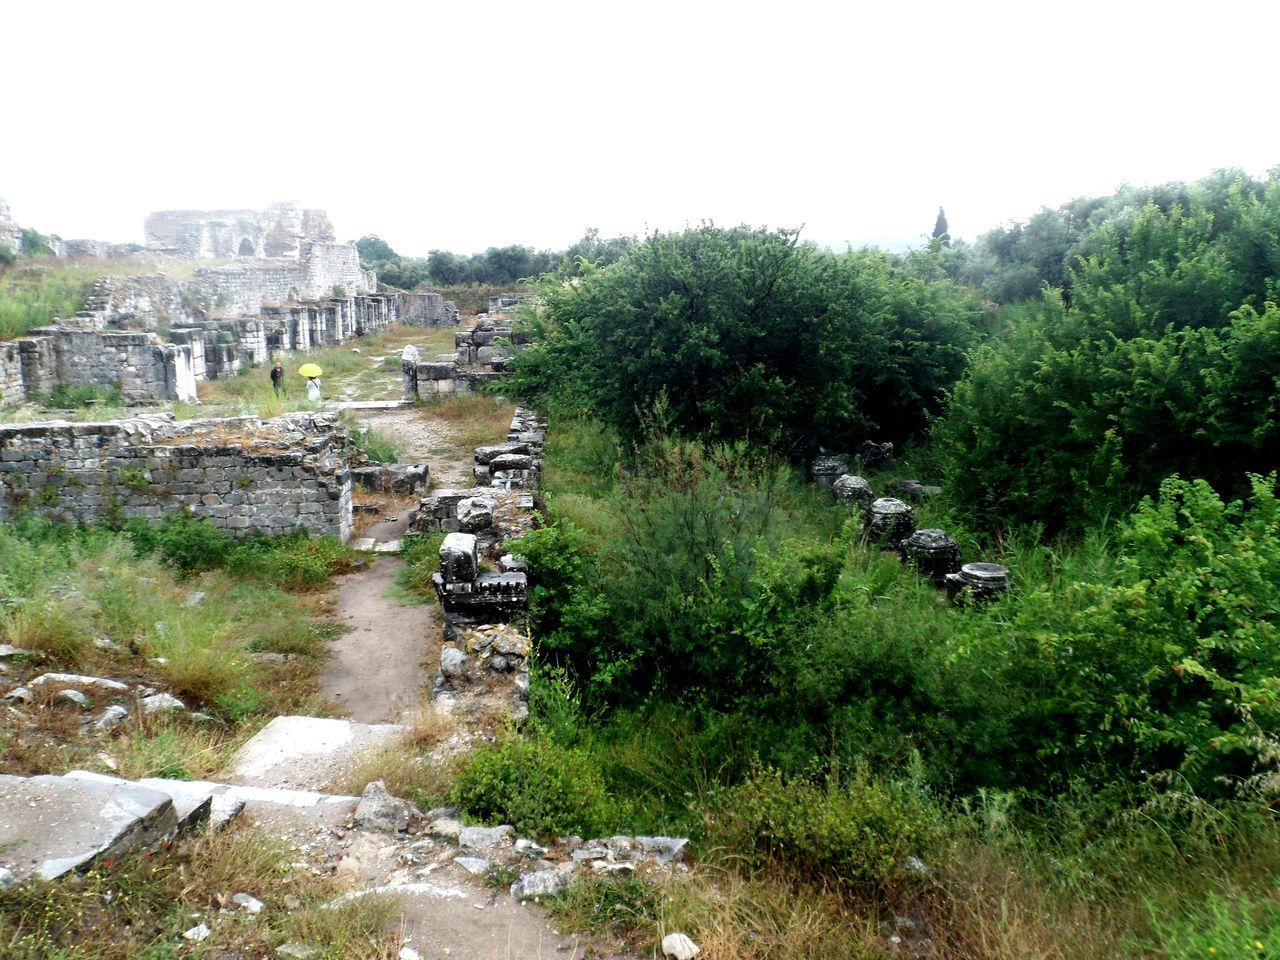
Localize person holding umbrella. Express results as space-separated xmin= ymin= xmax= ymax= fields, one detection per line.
xmin=299 ymin=363 xmax=323 ymax=403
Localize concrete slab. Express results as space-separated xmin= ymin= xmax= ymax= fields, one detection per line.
xmin=222 ymin=715 xmax=402 ymax=791
xmin=0 ymin=773 xmax=177 ymax=881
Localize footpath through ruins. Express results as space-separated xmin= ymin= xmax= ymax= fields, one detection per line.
xmin=0 ymin=205 xmax=690 ymax=956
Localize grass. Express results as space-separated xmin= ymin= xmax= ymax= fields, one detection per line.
xmin=0 ymin=256 xmax=229 ymax=341
xmin=333 ymin=702 xmax=462 ymax=807
xmin=0 ymin=520 xmax=343 ymax=777
xmin=197 ymin=323 xmax=460 ymax=413
xmin=0 ymin=823 xmax=404 ymax=959
xmin=419 ymin=391 xmax=518 ymax=456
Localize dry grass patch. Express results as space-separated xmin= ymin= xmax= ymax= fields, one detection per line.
xmin=0 ymin=822 xmax=404 ymax=960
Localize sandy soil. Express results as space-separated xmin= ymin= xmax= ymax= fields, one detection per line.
xmin=320 ymin=558 xmax=438 ymax=724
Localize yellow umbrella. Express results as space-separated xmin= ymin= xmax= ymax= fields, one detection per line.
xmin=298 ymin=363 xmax=323 ymax=378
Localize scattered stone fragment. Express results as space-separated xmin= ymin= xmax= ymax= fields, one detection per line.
xmin=510 ymin=869 xmax=570 ymax=900
xmin=399 ymin=948 xmax=422 ymax=960
xmin=183 ymin=923 xmax=212 ymax=942
xmin=572 ymin=846 xmax=610 ymax=863
xmin=183 ymin=591 xmax=206 ymax=607
xmin=233 ymin=892 xmax=265 ymax=914
xmin=514 ymin=838 xmax=547 ymax=859
xmin=56 ymin=689 xmax=90 ymax=709
xmin=459 ymin=825 xmax=513 ymax=849
xmin=277 ymin=944 xmax=319 ymax=959
xmin=354 ymin=780 xmax=422 ymax=833
xmin=439 ymin=647 xmax=469 ymax=678
xmin=0 ymin=867 xmax=15 ymax=889
xmin=0 ymin=644 xmax=35 ymax=659
xmin=140 ymin=693 xmax=186 ymax=715
xmin=453 ymin=856 xmax=492 ymax=875
xmin=91 ymin=705 xmax=129 ymax=731
xmin=904 ymin=855 xmax=933 ymax=877
xmin=29 ymin=673 xmax=129 ymax=692
xmin=637 ymin=836 xmax=690 ymax=863
xmin=662 ymin=932 xmax=700 ymax=959
xmin=428 ymin=817 xmax=464 ymax=839
xmin=3 ymin=686 xmax=32 ymax=703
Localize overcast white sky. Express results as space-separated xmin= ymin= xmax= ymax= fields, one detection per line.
xmin=3 ymin=0 xmax=1277 ymax=256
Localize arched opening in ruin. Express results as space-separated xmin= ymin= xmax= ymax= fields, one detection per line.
xmin=237 ymin=238 xmax=255 ymax=257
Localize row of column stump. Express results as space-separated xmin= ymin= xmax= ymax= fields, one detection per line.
xmin=833 ymin=473 xmax=1010 ymax=604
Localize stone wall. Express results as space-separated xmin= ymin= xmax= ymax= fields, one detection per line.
xmin=0 ymin=342 xmax=23 ymax=406
xmin=0 ymin=196 xmax=22 ymax=253
xmin=0 ymin=412 xmax=353 ymax=541
xmin=16 ymin=329 xmax=196 ymax=404
xmin=144 ymin=204 xmax=335 ymax=260
xmin=412 ymin=317 xmax=529 ymax=396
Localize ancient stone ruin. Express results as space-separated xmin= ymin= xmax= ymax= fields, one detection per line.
xmin=0 ymin=412 xmax=357 ymax=540
xmin=413 ymin=316 xmax=533 ymax=396
xmin=144 ymin=204 xmax=336 ymax=260
xmin=824 ymin=461 xmax=1011 ymax=604
xmin=0 ymin=203 xmax=459 ymax=408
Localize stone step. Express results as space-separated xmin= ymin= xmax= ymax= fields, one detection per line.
xmin=0 ymin=773 xmax=179 ymax=882
xmin=221 ymin=715 xmax=402 ymax=791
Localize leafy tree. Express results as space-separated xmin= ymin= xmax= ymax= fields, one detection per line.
xmin=932 ymin=206 xmax=950 ymax=244
xmin=509 ymin=224 xmax=982 ymax=453
xmin=355 ymin=234 xmax=397 ymax=268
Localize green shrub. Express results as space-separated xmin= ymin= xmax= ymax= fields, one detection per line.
xmin=449 ymin=735 xmax=616 ymax=839
xmin=396 ymin=531 xmax=445 ymax=601
xmin=703 ymin=767 xmax=940 ymax=889
xmin=226 ymin=533 xmax=354 ymax=588
xmin=1149 ymin=889 xmax=1280 ymax=958
xmin=948 ymin=473 xmax=1280 ymax=796
xmin=348 ymin=424 xmax=403 ymax=463
xmin=127 ymin=514 xmax=229 ymax=575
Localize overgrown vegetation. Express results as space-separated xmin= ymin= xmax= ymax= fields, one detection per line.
xmin=0 ymin=515 xmax=350 ymax=776
xmin=0 ymin=825 xmax=402 ymax=959
xmin=464 ymin=177 xmax=1280 ymax=955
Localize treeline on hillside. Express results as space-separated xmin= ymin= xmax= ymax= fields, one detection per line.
xmin=354 ymin=229 xmax=634 ymax=290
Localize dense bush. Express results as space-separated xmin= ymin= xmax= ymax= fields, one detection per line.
xmin=945 ymin=473 xmax=1280 ymax=797
xmin=449 ymin=735 xmax=616 ymax=839
xmin=704 ymin=768 xmax=940 ymax=889
xmin=937 ymin=297 xmax=1280 ymax=532
xmin=508 ymin=224 xmax=982 ymax=453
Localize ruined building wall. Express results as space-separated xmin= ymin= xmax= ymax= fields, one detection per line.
xmin=0 ymin=196 xmax=22 ymax=253
xmin=0 ymin=342 xmax=23 ymax=406
xmin=0 ymin=413 xmax=353 ymax=541
xmin=144 ymin=203 xmax=335 ymax=260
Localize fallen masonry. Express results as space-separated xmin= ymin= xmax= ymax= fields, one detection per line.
xmin=825 ymin=467 xmax=1012 ymax=602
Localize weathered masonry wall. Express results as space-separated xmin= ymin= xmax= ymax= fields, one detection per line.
xmin=0 ymin=413 xmax=354 ymax=541
xmin=1 ymin=290 xmax=458 ymax=407
xmin=413 ymin=318 xmax=531 ymax=396
xmin=144 ymin=204 xmax=335 ymax=260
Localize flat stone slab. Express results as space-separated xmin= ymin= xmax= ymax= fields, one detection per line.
xmin=0 ymin=773 xmax=177 ymax=881
xmin=334 ymin=401 xmax=413 ymax=411
xmin=222 ymin=716 xmax=402 ymax=791
xmin=64 ymin=771 xmax=215 ymax=831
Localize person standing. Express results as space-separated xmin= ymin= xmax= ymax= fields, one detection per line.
xmin=306 ymin=376 xmax=322 ymax=403
xmin=270 ymin=361 xmax=284 ymax=396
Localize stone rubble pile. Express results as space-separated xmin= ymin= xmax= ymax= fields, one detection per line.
xmin=822 ymin=461 xmax=1011 ymax=603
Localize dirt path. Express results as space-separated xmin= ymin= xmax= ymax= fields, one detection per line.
xmin=320 ymin=558 xmax=438 ymax=723
xmin=351 ymin=406 xmax=474 ymax=486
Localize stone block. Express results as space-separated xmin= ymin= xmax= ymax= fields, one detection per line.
xmin=440 ymin=532 xmax=479 ymax=583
